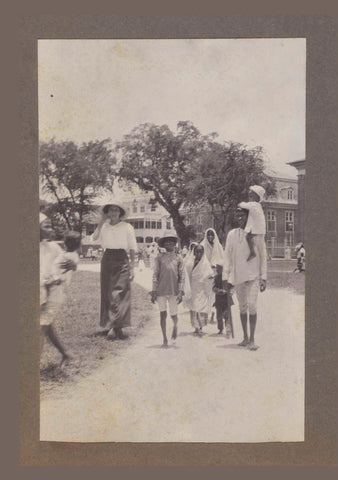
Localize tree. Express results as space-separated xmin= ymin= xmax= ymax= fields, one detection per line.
xmin=115 ymin=121 xmax=213 ymax=245
xmin=39 ymin=139 xmax=115 ymax=233
xmin=185 ymin=140 xmax=276 ymax=244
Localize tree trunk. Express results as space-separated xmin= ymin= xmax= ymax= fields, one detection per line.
xmin=170 ymin=210 xmax=192 ymax=247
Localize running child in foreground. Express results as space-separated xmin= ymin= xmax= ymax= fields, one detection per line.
xmin=40 ymin=214 xmax=79 ymax=366
xmin=151 ymin=233 xmax=185 ymax=347
xmin=238 ymin=185 xmax=266 ymax=262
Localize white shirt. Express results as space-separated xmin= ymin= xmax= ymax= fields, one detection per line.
xmin=238 ymin=201 xmax=266 ymax=235
xmin=222 ymin=228 xmax=267 ymax=286
xmin=93 ymin=221 xmax=137 ymax=251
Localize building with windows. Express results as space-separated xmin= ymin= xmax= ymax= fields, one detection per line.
xmin=287 ymin=159 xmax=305 ymax=244
xmin=181 ymin=172 xmax=301 ymax=258
xmin=264 ymin=176 xmax=298 ymax=258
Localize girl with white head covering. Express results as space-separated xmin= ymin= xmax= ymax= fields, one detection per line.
xmin=184 ymin=244 xmax=214 ymax=336
xmin=200 ymin=228 xmax=224 ymax=323
xmin=200 ymin=228 xmax=224 ymax=267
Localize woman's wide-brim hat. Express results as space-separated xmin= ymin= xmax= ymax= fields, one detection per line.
xmin=95 ymin=197 xmax=128 ymax=218
xmin=157 ymin=231 xmax=178 ymax=247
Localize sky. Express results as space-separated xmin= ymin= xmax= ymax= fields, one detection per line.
xmin=38 ymin=39 xmax=305 ymax=178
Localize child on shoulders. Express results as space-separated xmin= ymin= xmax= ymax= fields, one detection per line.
xmin=238 ymin=185 xmax=266 ymax=262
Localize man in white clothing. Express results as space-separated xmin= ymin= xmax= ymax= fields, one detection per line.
xmin=222 ymin=207 xmax=267 ymax=350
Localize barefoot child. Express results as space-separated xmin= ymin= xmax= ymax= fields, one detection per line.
xmin=238 ymin=185 xmax=266 ymax=262
xmin=39 ymin=214 xmax=78 ymax=366
xmin=150 ymin=233 xmax=185 ymax=347
xmin=212 ymin=264 xmax=234 ymax=337
xmin=184 ymin=245 xmax=214 ymax=336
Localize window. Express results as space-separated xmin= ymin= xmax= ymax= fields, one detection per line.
xmin=156 ymin=221 xmax=162 ymax=229
xmin=285 ymin=211 xmax=294 ymax=232
xmin=140 ymin=205 xmax=145 ymax=212
xmin=287 ymin=188 xmax=294 ymax=200
xmin=151 ymin=203 xmax=157 ymax=212
xmin=154 ymin=237 xmax=160 ymax=242
xmin=166 ymin=221 xmax=171 ymax=229
xmin=136 ymin=236 xmax=144 ymax=243
xmin=151 ymin=221 xmax=156 ymax=229
xmin=145 ymin=221 xmax=151 ymax=229
xmin=133 ymin=220 xmax=144 ymax=229
xmin=266 ymin=210 xmax=276 ymax=233
xmin=145 ymin=236 xmax=153 ymax=243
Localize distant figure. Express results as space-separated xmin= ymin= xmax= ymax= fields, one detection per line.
xmin=212 ymin=264 xmax=234 ymax=337
xmin=137 ymin=249 xmax=146 ymax=272
xmin=151 ymin=233 xmax=185 ymax=347
xmin=238 ymin=185 xmax=266 ymax=262
xmin=181 ymin=245 xmax=188 ymax=258
xmin=87 ymin=246 xmax=93 ymax=260
xmin=184 ymin=245 xmax=214 ymax=336
xmin=148 ymin=243 xmax=158 ymax=270
xmin=294 ymin=243 xmax=305 ymax=273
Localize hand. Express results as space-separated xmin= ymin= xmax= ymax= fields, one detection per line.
xmin=260 ymin=279 xmax=267 ymax=292
xmin=150 ymin=291 xmax=157 ymax=304
xmin=176 ymin=292 xmax=183 ymax=304
xmin=60 ymin=259 xmax=76 ymax=272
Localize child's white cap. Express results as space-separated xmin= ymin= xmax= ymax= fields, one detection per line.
xmin=249 ymin=185 xmax=265 ymax=202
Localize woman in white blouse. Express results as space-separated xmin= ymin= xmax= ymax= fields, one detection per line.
xmin=92 ymin=201 xmax=137 ymax=340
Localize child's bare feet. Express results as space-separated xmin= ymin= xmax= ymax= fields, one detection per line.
xmin=60 ymin=353 xmax=73 ymax=367
xmin=247 ymin=252 xmax=256 ymax=262
xmin=238 ymin=339 xmax=249 ymax=347
xmin=162 ymin=339 xmax=168 ymax=348
xmin=171 ymin=326 xmax=177 ymax=340
xmin=248 ymin=341 xmax=259 ymax=351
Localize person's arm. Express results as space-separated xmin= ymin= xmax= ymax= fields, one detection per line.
xmin=91 ymin=213 xmax=108 ymax=242
xmin=256 ymin=236 xmax=267 ymax=291
xmin=177 ymin=257 xmax=185 ymax=303
xmin=129 ymin=249 xmax=135 ymax=280
xmin=222 ymin=231 xmax=233 ymax=287
xmin=238 ymin=201 xmax=253 ymax=211
xmin=151 ymin=256 xmax=160 ymax=303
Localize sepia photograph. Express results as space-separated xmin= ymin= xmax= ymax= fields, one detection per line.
xmin=38 ymin=38 xmax=306 ymax=443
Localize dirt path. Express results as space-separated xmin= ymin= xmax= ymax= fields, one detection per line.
xmin=40 ymin=266 xmax=304 ymax=442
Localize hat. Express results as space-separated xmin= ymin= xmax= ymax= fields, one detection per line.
xmin=157 ymin=231 xmax=178 ymax=247
xmin=249 ymin=185 xmax=266 ymax=202
xmin=39 ymin=212 xmax=47 ymax=224
xmin=96 ymin=197 xmax=128 ymax=218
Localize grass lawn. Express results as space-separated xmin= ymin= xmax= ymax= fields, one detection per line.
xmin=40 ymin=270 xmax=154 ymax=396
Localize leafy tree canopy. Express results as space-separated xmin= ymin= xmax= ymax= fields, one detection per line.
xmin=39 ymin=139 xmax=115 ymax=233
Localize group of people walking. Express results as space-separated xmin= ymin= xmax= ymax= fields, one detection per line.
xmin=39 ymin=185 xmax=268 ymax=366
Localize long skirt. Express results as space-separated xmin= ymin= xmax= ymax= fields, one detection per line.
xmin=100 ymin=249 xmax=131 ymax=329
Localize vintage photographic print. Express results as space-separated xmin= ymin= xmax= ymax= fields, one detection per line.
xmin=38 ymin=39 xmax=305 ymax=442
